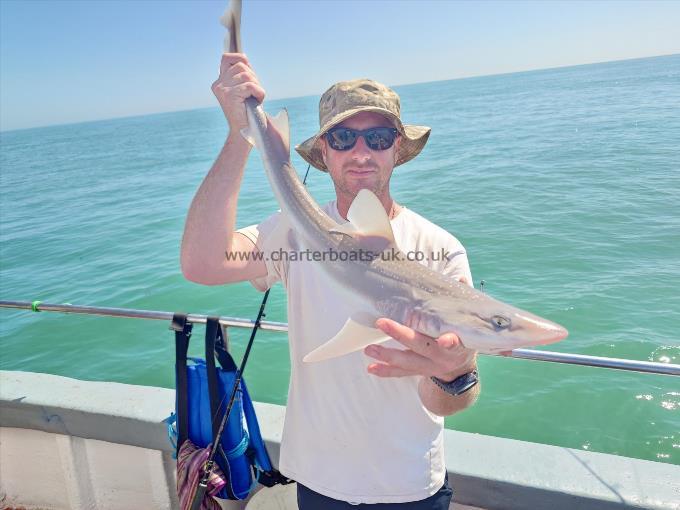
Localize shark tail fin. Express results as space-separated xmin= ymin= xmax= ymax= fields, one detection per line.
xmin=220 ymin=0 xmax=242 ymax=53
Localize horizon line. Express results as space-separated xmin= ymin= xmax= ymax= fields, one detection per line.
xmin=2 ymin=52 xmax=677 ymax=135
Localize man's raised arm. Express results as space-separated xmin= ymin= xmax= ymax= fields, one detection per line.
xmin=180 ymin=53 xmax=266 ymax=285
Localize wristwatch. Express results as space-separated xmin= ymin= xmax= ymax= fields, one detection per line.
xmin=430 ymin=369 xmax=479 ymax=396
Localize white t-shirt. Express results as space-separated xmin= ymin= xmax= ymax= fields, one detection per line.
xmin=237 ymin=200 xmax=472 ymax=504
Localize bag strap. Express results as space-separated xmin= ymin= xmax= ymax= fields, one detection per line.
xmin=205 ymin=318 xmax=239 ymax=448
xmin=215 ymin=326 xmax=238 ymax=372
xmin=240 ymin=381 xmax=293 ymax=486
xmin=171 ymin=312 xmax=192 ymax=451
xmin=204 ymin=317 xmax=240 ymax=500
xmin=204 ymin=316 xmax=226 ymax=440
xmin=240 ymin=381 xmax=272 ymax=472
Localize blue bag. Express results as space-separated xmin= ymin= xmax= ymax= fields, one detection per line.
xmin=169 ymin=314 xmax=289 ymax=500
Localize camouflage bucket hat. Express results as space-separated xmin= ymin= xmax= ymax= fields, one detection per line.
xmin=295 ymin=79 xmax=431 ymax=172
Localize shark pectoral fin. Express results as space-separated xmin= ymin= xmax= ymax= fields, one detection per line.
xmin=268 ymin=109 xmax=291 ymax=153
xmin=347 ymin=189 xmax=397 ymax=246
xmin=302 ymin=315 xmax=390 ymax=363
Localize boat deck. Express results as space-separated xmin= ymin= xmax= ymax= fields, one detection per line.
xmin=1 ymin=371 xmax=678 ymax=510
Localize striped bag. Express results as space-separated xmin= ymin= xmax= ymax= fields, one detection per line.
xmin=176 ymin=439 xmax=227 ymax=510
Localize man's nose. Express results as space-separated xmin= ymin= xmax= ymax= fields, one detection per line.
xmin=350 ymin=134 xmax=372 ymax=159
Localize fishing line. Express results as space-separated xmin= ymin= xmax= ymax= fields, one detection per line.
xmin=194 ymin=162 xmax=313 ymax=502
xmin=302 ymin=163 xmax=311 ymax=185
xmin=207 ymin=164 xmax=312 ymax=426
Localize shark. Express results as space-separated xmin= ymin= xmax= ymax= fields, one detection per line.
xmin=222 ymin=0 xmax=568 ymax=363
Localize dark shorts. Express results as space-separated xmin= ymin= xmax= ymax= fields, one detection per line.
xmin=296 ymin=476 xmax=453 ymax=510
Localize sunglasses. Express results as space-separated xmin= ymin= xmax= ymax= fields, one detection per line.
xmin=324 ymin=126 xmax=399 ymax=151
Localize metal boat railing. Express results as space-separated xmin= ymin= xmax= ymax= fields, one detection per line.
xmin=1 ymin=300 xmax=678 ymax=376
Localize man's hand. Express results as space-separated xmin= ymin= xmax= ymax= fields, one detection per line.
xmin=211 ymin=53 xmax=266 ymax=134
xmin=365 ymin=318 xmax=477 ymax=381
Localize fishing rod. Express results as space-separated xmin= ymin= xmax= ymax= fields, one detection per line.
xmin=1 ymin=300 xmax=678 ymax=377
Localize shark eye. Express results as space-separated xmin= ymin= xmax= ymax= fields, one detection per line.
xmin=491 ymin=315 xmax=511 ymax=330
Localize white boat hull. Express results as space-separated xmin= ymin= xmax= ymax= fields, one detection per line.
xmin=1 ymin=371 xmax=677 ymax=510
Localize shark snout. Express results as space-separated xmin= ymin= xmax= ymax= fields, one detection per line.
xmin=514 ymin=312 xmax=568 ymax=346
xmin=547 ymin=325 xmax=569 ymax=343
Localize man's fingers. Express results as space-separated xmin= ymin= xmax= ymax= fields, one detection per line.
xmin=375 ymin=318 xmax=462 ymax=358
xmin=220 ymin=52 xmax=249 ymax=76
xmin=216 ymin=62 xmax=259 ymax=89
xmin=231 ymin=70 xmax=258 ymax=87
xmin=435 ymin=332 xmax=463 ymax=350
xmin=367 ymin=362 xmax=418 ymax=378
xmin=365 ymin=344 xmax=434 ymax=375
xmin=225 ymin=62 xmax=255 ymax=81
xmin=223 ymin=82 xmax=265 ymax=103
xmin=375 ymin=318 xmax=430 ymax=352
xmin=239 ymin=82 xmax=265 ymax=103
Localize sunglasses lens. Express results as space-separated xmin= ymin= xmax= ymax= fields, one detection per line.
xmin=365 ymin=128 xmax=396 ymax=150
xmin=326 ymin=127 xmax=398 ymax=151
xmin=326 ymin=128 xmax=357 ymax=150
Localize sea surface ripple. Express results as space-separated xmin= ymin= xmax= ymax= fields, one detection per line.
xmin=1 ymin=55 xmax=678 ymax=465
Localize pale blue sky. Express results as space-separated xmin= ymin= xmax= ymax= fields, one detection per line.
xmin=1 ymin=0 xmax=678 ymax=132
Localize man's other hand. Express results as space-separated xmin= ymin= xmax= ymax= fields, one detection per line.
xmin=365 ymin=318 xmax=477 ymax=380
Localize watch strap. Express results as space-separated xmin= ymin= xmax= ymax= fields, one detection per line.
xmin=430 ymin=369 xmax=479 ymax=396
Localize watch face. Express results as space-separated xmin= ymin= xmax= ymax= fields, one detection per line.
xmin=454 ymin=374 xmax=478 ymax=395
xmin=452 ymin=371 xmax=478 ymax=395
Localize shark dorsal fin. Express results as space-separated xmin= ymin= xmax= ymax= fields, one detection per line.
xmin=331 ymin=189 xmax=396 ymax=250
xmin=347 ymin=189 xmax=396 ymax=244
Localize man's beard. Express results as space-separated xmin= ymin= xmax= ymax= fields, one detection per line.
xmin=336 ymin=161 xmax=385 ymax=197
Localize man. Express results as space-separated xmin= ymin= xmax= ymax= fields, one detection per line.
xmin=180 ymin=53 xmax=479 ymax=509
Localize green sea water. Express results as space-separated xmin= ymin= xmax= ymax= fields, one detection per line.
xmin=1 ymin=55 xmax=678 ymax=465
